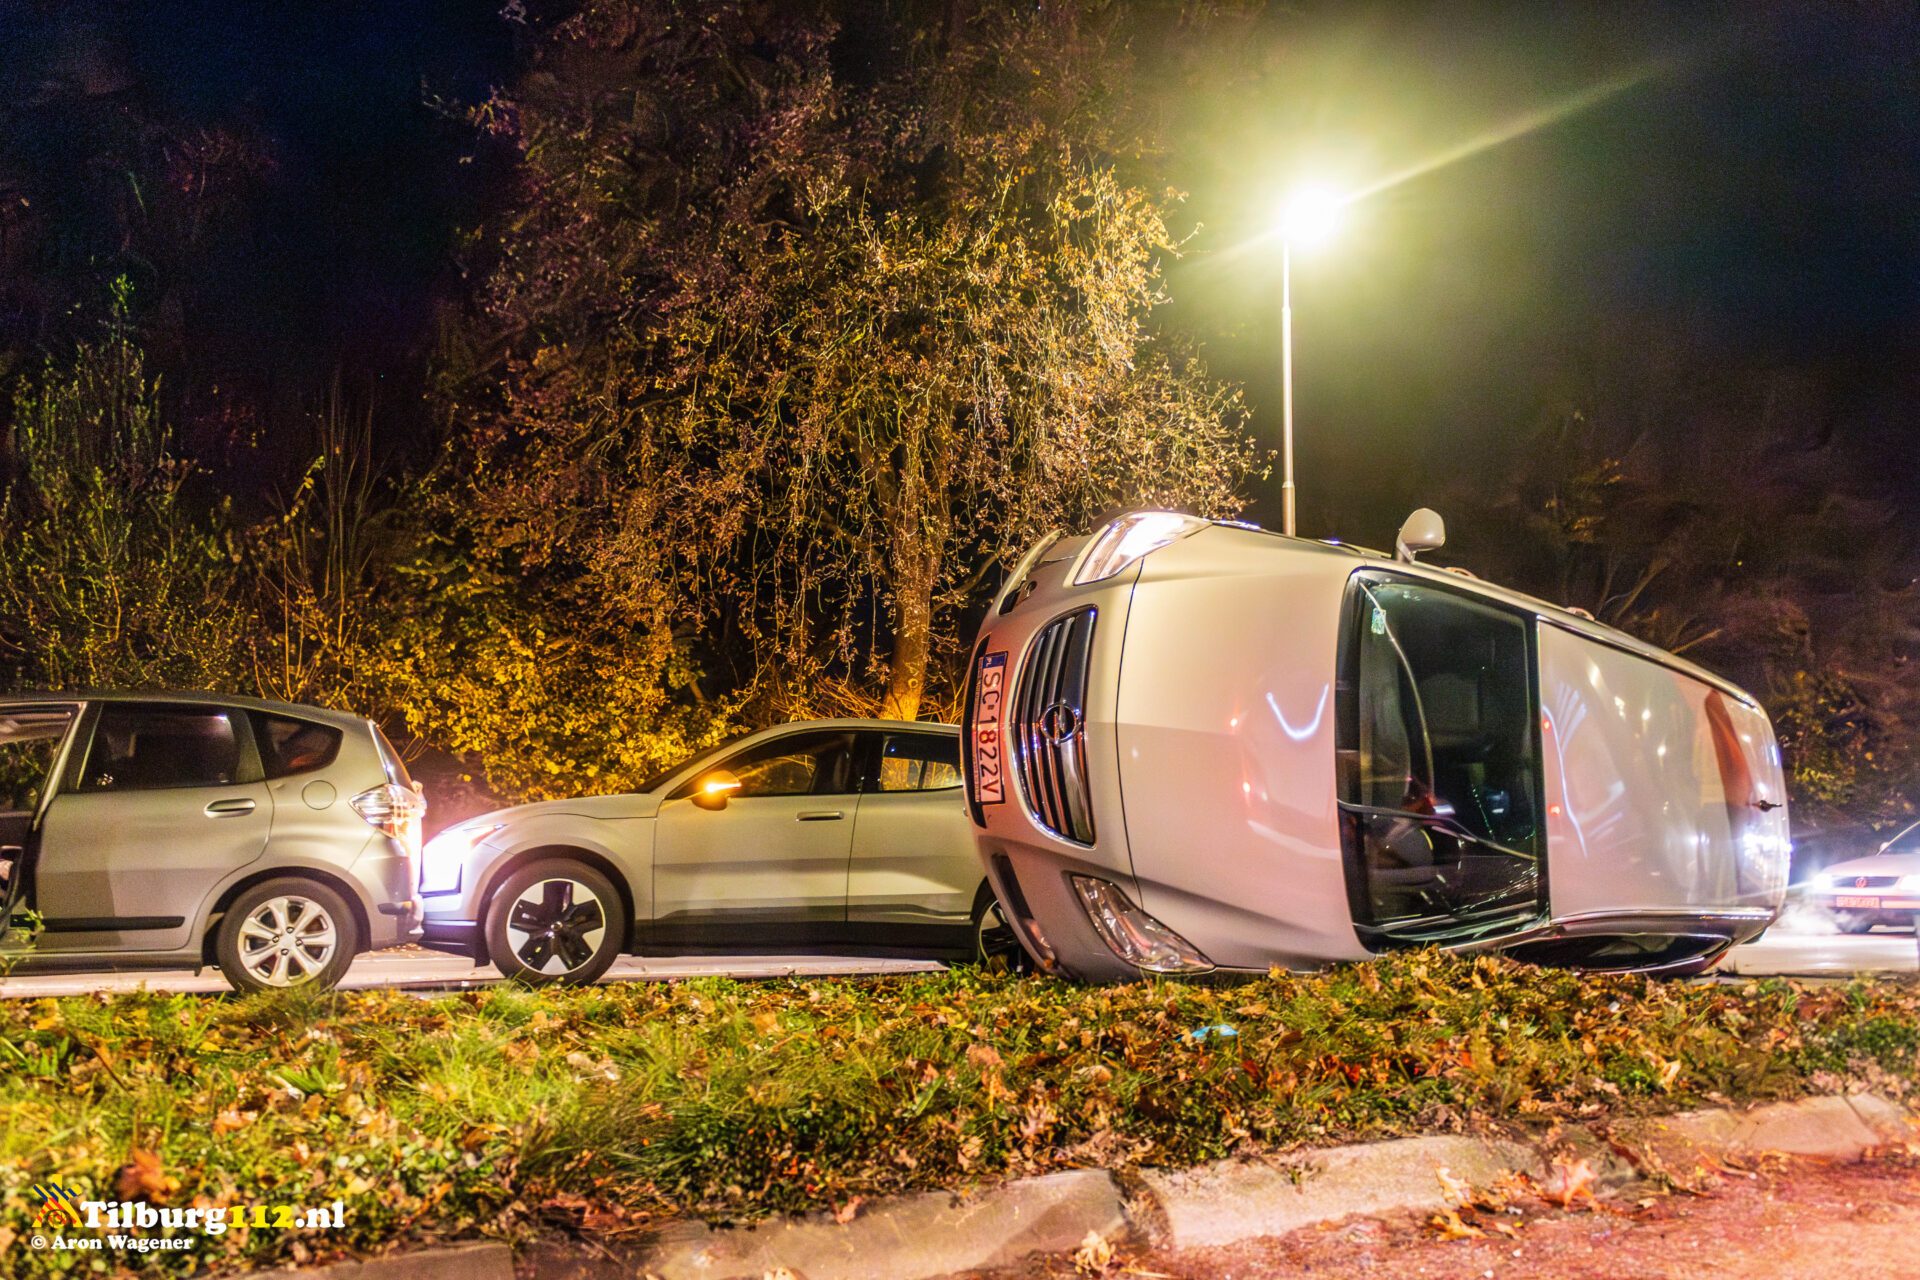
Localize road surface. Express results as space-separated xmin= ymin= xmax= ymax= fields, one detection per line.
xmin=1722 ymin=928 xmax=1918 ymax=976
xmin=946 ymin=1154 xmax=1920 ymax=1280
xmin=1 ymin=924 xmax=1910 ymax=998
xmin=0 ymin=947 xmax=942 ymax=998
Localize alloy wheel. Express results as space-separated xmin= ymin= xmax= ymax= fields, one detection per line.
xmin=236 ymin=895 xmax=339 ymax=987
xmin=504 ymin=878 xmax=608 ymax=976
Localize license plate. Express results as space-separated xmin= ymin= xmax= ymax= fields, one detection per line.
xmin=1834 ymin=895 xmax=1880 ymax=909
xmin=972 ymin=651 xmax=1009 ymax=805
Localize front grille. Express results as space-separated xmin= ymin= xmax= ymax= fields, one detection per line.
xmin=1839 ymin=875 xmax=1899 ymax=889
xmin=1014 ymin=607 xmax=1097 ymax=844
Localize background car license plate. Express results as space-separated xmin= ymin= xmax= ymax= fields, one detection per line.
xmin=972 ymin=651 xmax=1008 ymax=804
xmin=1834 ymin=895 xmax=1880 ymax=909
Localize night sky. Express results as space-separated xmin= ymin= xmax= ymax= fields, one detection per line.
xmin=1 ymin=0 xmax=1914 ymax=541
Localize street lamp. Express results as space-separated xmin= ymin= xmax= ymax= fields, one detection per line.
xmin=1275 ymin=186 xmax=1344 ymax=537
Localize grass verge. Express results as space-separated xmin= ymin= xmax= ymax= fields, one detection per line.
xmin=2 ymin=952 xmax=1917 ymax=1276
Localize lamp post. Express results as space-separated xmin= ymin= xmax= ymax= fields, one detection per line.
xmin=1276 ymin=186 xmax=1342 ymax=537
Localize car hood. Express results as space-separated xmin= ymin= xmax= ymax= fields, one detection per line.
xmin=1818 ymin=851 xmax=1920 ymax=881
xmin=468 ymin=792 xmax=664 ymax=828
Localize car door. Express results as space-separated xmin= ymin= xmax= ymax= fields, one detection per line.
xmin=650 ymin=728 xmax=861 ymax=929
xmin=0 ymin=703 xmax=81 ymax=951
xmin=32 ymin=702 xmax=272 ymax=954
xmin=846 ymin=730 xmax=979 ymax=926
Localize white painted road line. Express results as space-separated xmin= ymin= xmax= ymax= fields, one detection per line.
xmin=0 ymin=950 xmax=945 ymax=999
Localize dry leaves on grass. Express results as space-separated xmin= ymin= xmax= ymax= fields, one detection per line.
xmin=112 ymin=1150 xmax=179 ymax=1203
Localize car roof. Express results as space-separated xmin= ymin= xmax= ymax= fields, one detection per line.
xmin=1194 ymin=520 xmax=1764 ymax=710
xmin=747 ymin=717 xmax=958 ymax=736
xmin=0 ymin=690 xmax=372 ymax=732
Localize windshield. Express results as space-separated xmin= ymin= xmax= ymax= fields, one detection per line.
xmin=1882 ymin=824 xmax=1920 ymax=856
xmin=1338 ymin=575 xmax=1544 ymax=946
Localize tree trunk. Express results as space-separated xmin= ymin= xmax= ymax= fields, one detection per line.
xmin=881 ymin=576 xmax=933 ymax=721
xmin=882 ymin=550 xmax=938 ymax=721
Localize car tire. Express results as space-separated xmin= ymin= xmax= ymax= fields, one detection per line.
xmin=216 ymin=878 xmax=361 ymax=994
xmin=970 ymin=883 xmax=1032 ymax=975
xmin=1834 ymin=912 xmax=1875 ymax=935
xmin=484 ymin=859 xmax=626 ymax=987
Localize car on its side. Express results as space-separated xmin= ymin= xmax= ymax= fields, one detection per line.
xmin=0 ymin=692 xmax=424 ymax=992
xmin=418 ymin=719 xmax=1021 ymax=984
xmin=964 ymin=510 xmax=1791 ymax=982
xmin=1808 ymin=821 xmax=1920 ymax=933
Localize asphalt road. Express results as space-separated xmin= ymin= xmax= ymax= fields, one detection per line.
xmin=1721 ymin=927 xmax=1918 ymax=976
xmin=0 ymin=948 xmax=943 ymax=998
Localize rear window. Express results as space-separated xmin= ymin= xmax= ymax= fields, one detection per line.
xmin=82 ymin=705 xmax=242 ymax=792
xmin=250 ymin=713 xmax=343 ymax=779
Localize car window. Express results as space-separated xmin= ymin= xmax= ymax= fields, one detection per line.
xmin=251 ymin=713 xmax=343 ymax=779
xmin=0 ymin=707 xmax=74 ymax=813
xmin=716 ymin=730 xmax=859 ymax=798
xmin=81 ymin=706 xmax=242 ymax=792
xmin=876 ymin=733 xmax=963 ymax=792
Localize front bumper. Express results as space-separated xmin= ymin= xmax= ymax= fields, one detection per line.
xmin=1814 ymin=892 xmax=1920 ymax=918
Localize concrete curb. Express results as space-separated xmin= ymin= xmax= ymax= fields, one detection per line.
xmin=1136 ymin=1133 xmax=1546 ymax=1250
xmin=265 ymin=1093 xmax=1913 ymax=1280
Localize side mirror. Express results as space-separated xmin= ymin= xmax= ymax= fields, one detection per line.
xmin=690 ymin=770 xmax=742 ymax=811
xmin=1395 ymin=507 xmax=1446 ymax=563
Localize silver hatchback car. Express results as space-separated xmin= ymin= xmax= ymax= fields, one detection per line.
xmin=0 ymin=693 xmax=425 ymax=992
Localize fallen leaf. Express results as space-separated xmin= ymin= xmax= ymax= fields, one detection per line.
xmin=1435 ymin=1164 xmax=1474 ymax=1205
xmin=1429 ymin=1208 xmax=1484 ymax=1241
xmin=1073 ymin=1228 xmax=1115 ymax=1274
xmin=832 ymin=1196 xmax=864 ymax=1224
xmin=113 ymin=1150 xmax=179 ymax=1203
xmin=1542 ymin=1156 xmax=1597 ymax=1209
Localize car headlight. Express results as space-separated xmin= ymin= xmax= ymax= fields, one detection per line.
xmin=1072 ymin=512 xmax=1207 ymax=585
xmin=1899 ymin=875 xmax=1920 ymax=892
xmin=1071 ymin=875 xmax=1214 ymax=974
xmin=420 ymin=823 xmax=504 ymax=896
xmin=1811 ymin=874 xmax=1835 ymax=891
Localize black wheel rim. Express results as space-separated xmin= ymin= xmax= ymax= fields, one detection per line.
xmin=505 ymin=878 xmax=608 ymax=976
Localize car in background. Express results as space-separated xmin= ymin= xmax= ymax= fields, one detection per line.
xmin=418 ymin=719 xmax=1020 ymax=984
xmin=0 ymin=692 xmax=424 ymax=992
xmin=963 ymin=509 xmax=1791 ymax=982
xmin=1809 ymin=821 xmax=1920 ymax=932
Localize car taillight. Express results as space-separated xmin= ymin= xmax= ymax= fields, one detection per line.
xmin=351 ymin=783 xmax=427 ymax=857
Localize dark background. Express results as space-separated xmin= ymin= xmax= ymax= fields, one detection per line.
xmin=3 ymin=0 xmax=1913 ymax=544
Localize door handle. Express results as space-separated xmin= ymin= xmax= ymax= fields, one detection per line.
xmin=204 ymin=798 xmax=257 ymax=817
xmin=797 ymin=810 xmax=844 ymax=822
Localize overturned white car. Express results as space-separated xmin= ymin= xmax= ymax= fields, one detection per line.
xmin=963 ymin=510 xmax=1790 ymax=981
